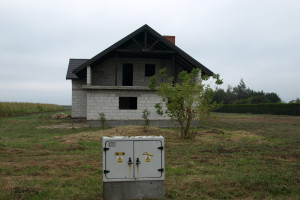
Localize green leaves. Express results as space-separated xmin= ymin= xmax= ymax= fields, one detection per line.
xmin=213 ymin=74 xmax=223 ymax=85
xmin=142 ymin=109 xmax=150 ymax=132
xmin=149 ymin=67 xmax=223 ymax=139
xmin=148 ymin=75 xmax=158 ymax=90
xmin=154 ymin=103 xmax=163 ymax=116
xmin=159 ymin=68 xmax=167 ymax=77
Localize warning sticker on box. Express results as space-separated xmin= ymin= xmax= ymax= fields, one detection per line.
xmin=115 ymin=152 xmax=125 ymax=156
xmin=145 ymin=156 xmax=151 ymax=163
xmin=117 ymin=156 xmax=123 ymax=163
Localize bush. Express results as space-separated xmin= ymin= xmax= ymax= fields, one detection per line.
xmin=233 ymin=99 xmax=249 ymax=104
xmin=216 ymin=103 xmax=300 ymax=116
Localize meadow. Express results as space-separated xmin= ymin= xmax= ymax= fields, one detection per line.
xmin=0 ymin=111 xmax=299 ymax=199
xmin=0 ymin=102 xmax=64 ymax=117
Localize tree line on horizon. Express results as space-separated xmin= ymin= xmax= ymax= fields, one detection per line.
xmin=212 ymin=79 xmax=298 ymax=104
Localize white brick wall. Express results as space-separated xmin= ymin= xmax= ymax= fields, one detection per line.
xmin=73 ymin=57 xmax=187 ymax=120
xmin=86 ymin=90 xmax=168 ymax=120
xmin=72 ymin=79 xmax=87 ymax=118
xmin=87 ymin=66 xmax=92 ymax=85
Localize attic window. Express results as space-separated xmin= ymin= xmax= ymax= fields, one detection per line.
xmin=145 ymin=64 xmax=155 ymax=77
xmin=119 ymin=97 xmax=137 ymax=110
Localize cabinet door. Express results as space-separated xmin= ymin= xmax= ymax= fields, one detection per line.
xmin=134 ymin=140 xmax=163 ymax=179
xmin=104 ymin=140 xmax=134 ymax=180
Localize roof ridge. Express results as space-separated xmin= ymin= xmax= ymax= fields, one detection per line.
xmin=71 ymin=24 xmax=213 ymax=76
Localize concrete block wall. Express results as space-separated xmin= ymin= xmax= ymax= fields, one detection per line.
xmin=87 ymin=66 xmax=92 ymax=85
xmin=92 ymin=59 xmax=116 ymax=86
xmin=72 ymin=79 xmax=87 ymax=118
xmin=86 ymin=89 xmax=169 ymax=120
xmin=91 ymin=58 xmax=174 ymax=87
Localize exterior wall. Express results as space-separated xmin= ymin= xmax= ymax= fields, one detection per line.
xmin=72 ymin=56 xmax=187 ymax=122
xmin=87 ymin=66 xmax=92 ymax=85
xmin=92 ymin=59 xmax=116 ymax=86
xmin=72 ymin=79 xmax=87 ymax=118
xmin=86 ymin=90 xmax=168 ymax=120
xmin=92 ymin=58 xmax=174 ymax=87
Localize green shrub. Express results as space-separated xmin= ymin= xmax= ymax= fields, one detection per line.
xmin=142 ymin=109 xmax=150 ymax=132
xmin=98 ymin=112 xmax=106 ymax=128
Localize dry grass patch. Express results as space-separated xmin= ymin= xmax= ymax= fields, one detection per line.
xmin=195 ymin=129 xmax=266 ymax=145
xmin=59 ymin=126 xmax=178 ymax=144
xmin=37 ymin=123 xmax=88 ymax=129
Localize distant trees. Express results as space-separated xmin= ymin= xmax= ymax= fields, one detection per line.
xmin=213 ymin=79 xmax=281 ymax=104
xmin=289 ymin=98 xmax=300 ymax=104
xmin=265 ymin=93 xmax=282 ymax=103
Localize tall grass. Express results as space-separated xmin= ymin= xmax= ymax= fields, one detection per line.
xmin=0 ymin=102 xmax=63 ymax=117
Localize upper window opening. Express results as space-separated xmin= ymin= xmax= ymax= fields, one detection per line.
xmin=145 ymin=64 xmax=155 ymax=77
xmin=123 ymin=64 xmax=133 ymax=86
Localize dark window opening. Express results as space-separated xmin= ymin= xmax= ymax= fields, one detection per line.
xmin=119 ymin=97 xmax=137 ymax=110
xmin=145 ymin=64 xmax=155 ymax=77
xmin=122 ymin=64 xmax=133 ymax=86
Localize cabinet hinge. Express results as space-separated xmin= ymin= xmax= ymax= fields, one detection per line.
xmin=158 ymin=168 xmax=164 ymax=172
xmin=104 ymin=170 xmax=110 ymax=174
xmin=158 ymin=146 xmax=164 ymax=150
xmin=103 ymin=147 xmax=109 ymax=151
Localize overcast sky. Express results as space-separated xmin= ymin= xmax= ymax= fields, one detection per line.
xmin=0 ymin=0 xmax=299 ymax=105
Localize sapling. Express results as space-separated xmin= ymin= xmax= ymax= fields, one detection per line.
xmin=142 ymin=109 xmax=150 ymax=132
xmin=149 ymin=68 xmax=223 ymax=139
xmin=99 ymin=112 xmax=106 ymax=129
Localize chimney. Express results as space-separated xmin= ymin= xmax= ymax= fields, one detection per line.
xmin=163 ymin=35 xmax=175 ymax=45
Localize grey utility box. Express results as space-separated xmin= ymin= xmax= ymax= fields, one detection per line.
xmin=102 ymin=136 xmax=165 ymax=200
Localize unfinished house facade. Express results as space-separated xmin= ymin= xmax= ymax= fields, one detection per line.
xmin=66 ymin=24 xmax=213 ymax=127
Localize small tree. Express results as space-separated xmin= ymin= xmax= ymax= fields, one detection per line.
xmin=98 ymin=112 xmax=106 ymax=129
xmin=142 ymin=109 xmax=150 ymax=132
xmin=149 ymin=68 xmax=222 ymax=139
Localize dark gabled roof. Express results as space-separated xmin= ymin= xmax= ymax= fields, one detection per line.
xmin=71 ymin=24 xmax=213 ymax=76
xmin=66 ymin=59 xmax=88 ymax=79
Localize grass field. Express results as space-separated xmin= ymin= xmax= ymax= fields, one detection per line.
xmin=0 ymin=112 xmax=299 ymax=199
xmin=0 ymin=102 xmax=65 ymax=117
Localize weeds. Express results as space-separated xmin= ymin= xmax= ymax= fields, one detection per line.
xmin=142 ymin=109 xmax=150 ymax=132
xmin=98 ymin=113 xmax=106 ymax=129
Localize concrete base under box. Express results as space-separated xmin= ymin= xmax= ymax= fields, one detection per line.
xmin=103 ymin=180 xmax=164 ymax=200
xmin=88 ymin=120 xmax=179 ymax=128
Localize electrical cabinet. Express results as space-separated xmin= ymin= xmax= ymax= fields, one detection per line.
xmin=102 ymin=136 xmax=165 ymax=182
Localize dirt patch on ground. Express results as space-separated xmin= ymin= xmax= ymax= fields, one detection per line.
xmin=36 ymin=123 xmax=88 ymax=129
xmin=59 ymin=126 xmax=177 ymax=144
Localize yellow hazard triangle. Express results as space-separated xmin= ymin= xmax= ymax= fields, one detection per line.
xmin=117 ymin=156 xmax=123 ymax=163
xmin=146 ymin=156 xmax=151 ymax=162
